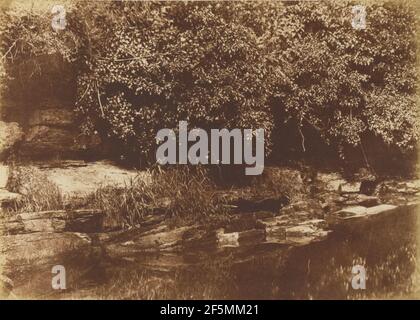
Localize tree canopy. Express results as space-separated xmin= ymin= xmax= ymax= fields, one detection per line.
xmin=1 ymin=0 xmax=418 ymax=165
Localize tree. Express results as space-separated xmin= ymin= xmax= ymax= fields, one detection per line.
xmin=270 ymin=0 xmax=418 ymax=161
xmin=75 ymin=1 xmax=277 ymax=163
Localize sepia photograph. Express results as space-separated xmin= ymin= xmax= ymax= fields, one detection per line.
xmin=0 ymin=0 xmax=419 ymax=304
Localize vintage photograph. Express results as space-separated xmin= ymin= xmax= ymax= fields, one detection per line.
xmin=0 ymin=0 xmax=419 ymax=300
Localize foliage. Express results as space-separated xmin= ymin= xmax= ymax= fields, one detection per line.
xmin=0 ymin=0 xmax=418 ymax=163
xmin=271 ymin=0 xmax=418 ymax=155
xmin=72 ymin=1 xmax=276 ymax=163
xmin=0 ymin=3 xmax=84 ymax=93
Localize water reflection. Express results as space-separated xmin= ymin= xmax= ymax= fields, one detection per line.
xmin=19 ymin=204 xmax=419 ymax=300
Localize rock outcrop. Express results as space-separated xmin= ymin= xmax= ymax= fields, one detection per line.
xmin=19 ymin=105 xmax=101 ymax=158
xmin=0 ymin=121 xmax=23 ymax=160
xmin=0 ymin=209 xmax=104 ymax=235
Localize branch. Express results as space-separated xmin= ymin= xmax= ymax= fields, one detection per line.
xmin=96 ymin=82 xmax=105 ymax=117
xmin=298 ymin=126 xmax=306 ymax=152
xmin=1 ymin=39 xmax=18 ymax=61
xmin=76 ymin=84 xmax=90 ymax=105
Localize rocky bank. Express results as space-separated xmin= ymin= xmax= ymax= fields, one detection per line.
xmin=1 ymin=162 xmax=419 ymax=298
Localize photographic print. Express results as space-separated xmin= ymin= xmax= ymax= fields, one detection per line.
xmin=0 ymin=0 xmax=419 ymax=304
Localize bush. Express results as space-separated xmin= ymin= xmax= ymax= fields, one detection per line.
xmin=74 ymin=1 xmax=276 ymax=163
xmin=0 ymin=1 xmax=418 ymax=165
xmin=272 ymin=1 xmax=418 ymax=157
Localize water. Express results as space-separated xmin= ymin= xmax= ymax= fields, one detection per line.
xmin=12 ymin=204 xmax=420 ymax=300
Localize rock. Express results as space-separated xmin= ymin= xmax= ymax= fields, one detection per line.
xmin=182 ymin=227 xmax=218 ymax=249
xmin=216 ymin=229 xmax=239 ymax=247
xmin=22 ymin=125 xmax=75 ymax=155
xmin=64 ymin=209 xmax=104 ymax=233
xmin=406 ymin=180 xmax=420 ymax=190
xmin=44 ymin=160 xmax=147 ymax=197
xmin=291 ymin=201 xmax=308 ymax=211
xmin=284 ymin=219 xmax=331 ymax=245
xmin=293 ymin=211 xmax=311 ymax=219
xmin=0 ymin=189 xmax=22 ymax=208
xmin=265 ymin=226 xmax=286 ymax=243
xmin=365 ymin=204 xmax=397 ymax=217
xmin=0 ymin=121 xmax=23 ymax=160
xmin=216 ymin=228 xmax=265 ymax=247
xmin=238 ymin=229 xmax=265 ymax=245
xmin=105 ymin=225 xmax=195 ymax=255
xmin=293 ymin=230 xmax=331 ymax=245
xmin=20 ymin=123 xmax=101 ymax=159
xmin=226 ymin=211 xmax=274 ymax=232
xmin=0 ymin=164 xmax=9 ymax=189
xmin=298 ymin=219 xmax=327 ymax=229
xmin=258 ymin=215 xmax=325 ymax=242
xmin=334 ymin=196 xmax=347 ymax=203
xmin=317 ymin=172 xmax=346 ymax=191
xmin=12 ymin=161 xmax=146 ymax=197
xmin=335 ymin=206 xmax=367 ymax=218
xmin=0 ymin=232 xmax=92 ymax=268
xmin=225 ymin=216 xmax=258 ymax=233
xmin=279 ymin=205 xmax=295 ymax=215
xmin=0 ymin=209 xmax=104 ymax=234
xmin=256 ymin=216 xmax=290 ymax=228
xmin=0 ymin=231 xmax=94 ymax=297
xmin=0 ymin=275 xmax=14 ymax=298
xmin=286 ymin=225 xmax=316 ymax=237
xmin=28 ymin=108 xmax=74 ymax=127
xmin=21 ymin=216 xmax=66 ymax=234
xmin=73 ymin=132 xmax=102 ymax=153
xmin=343 ymin=194 xmax=379 ymax=207
xmin=339 ymin=182 xmax=361 ymax=193
xmin=330 ymin=204 xmax=400 ymax=229
xmin=356 ymin=195 xmax=379 ymax=207
xmin=396 ymin=187 xmax=417 ymax=195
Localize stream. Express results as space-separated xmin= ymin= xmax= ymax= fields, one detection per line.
xmin=31 ymin=203 xmax=417 ymax=300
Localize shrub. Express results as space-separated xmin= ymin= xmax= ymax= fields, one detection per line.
xmin=0 ymin=1 xmax=418 ymax=165
xmin=271 ymin=1 xmax=418 ymax=157
xmin=74 ymin=1 xmax=276 ymax=163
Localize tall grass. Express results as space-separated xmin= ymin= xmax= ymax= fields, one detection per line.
xmin=87 ymin=166 xmax=229 ymax=229
xmin=4 ymin=165 xmax=228 ymax=227
xmin=250 ymin=167 xmax=306 ymax=202
xmin=6 ymin=165 xmax=64 ymax=213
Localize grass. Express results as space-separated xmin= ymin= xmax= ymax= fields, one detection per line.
xmin=4 ymin=164 xmax=305 ymax=228
xmin=5 ymin=164 xmax=229 ymax=227
xmin=249 ymin=167 xmax=307 ymax=202
xmin=5 ymin=165 xmax=65 ymax=213
xmin=87 ymin=166 xmax=230 ymax=229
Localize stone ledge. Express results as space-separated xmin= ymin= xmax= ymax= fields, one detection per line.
xmin=0 ymin=209 xmax=103 ymax=234
xmin=0 ymin=189 xmax=22 ymax=208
